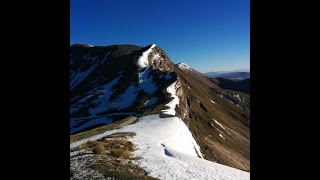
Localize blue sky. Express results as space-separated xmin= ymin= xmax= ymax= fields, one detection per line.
xmin=71 ymin=0 xmax=250 ymax=73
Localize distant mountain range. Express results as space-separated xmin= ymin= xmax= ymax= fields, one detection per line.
xmin=205 ymin=71 xmax=250 ymax=81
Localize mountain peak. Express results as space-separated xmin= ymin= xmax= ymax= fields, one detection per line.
xmin=136 ymin=44 xmax=157 ymax=69
xmin=176 ymin=62 xmax=191 ymax=70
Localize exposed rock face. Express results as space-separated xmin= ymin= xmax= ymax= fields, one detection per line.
xmin=141 ymin=45 xmax=175 ymax=72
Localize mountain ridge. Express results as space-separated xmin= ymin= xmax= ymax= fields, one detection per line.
xmin=70 ymin=44 xmax=250 ymax=178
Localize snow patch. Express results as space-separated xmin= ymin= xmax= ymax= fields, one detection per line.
xmin=162 ymin=81 xmax=180 ymax=116
xmin=144 ymin=97 xmax=158 ymax=107
xmin=232 ymin=94 xmax=245 ymax=104
xmin=130 ymin=115 xmax=203 ymax=158
xmin=213 ymin=119 xmax=225 ymax=130
xmin=136 ymin=44 xmax=156 ymax=69
xmin=227 ymin=99 xmax=234 ymax=104
xmin=213 ymin=119 xmax=230 ymax=135
xmin=88 ymin=76 xmax=122 ymax=115
xmin=78 ymin=94 xmax=94 ymax=103
xmin=233 ymin=94 xmax=241 ymax=101
xmin=182 ymin=110 xmax=188 ymax=119
xmin=137 ymin=68 xmax=149 ymax=83
xmin=70 ymin=63 xmax=98 ymax=90
xmin=219 ymin=133 xmax=226 ymax=140
xmin=152 ymin=53 xmax=160 ymax=61
xmin=138 ymin=68 xmax=157 ymax=94
xmin=99 ymin=51 xmax=111 ymax=65
xmin=177 ymin=62 xmax=191 ymax=70
xmin=115 ymin=84 xmax=138 ymax=110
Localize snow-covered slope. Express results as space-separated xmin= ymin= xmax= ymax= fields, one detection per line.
xmin=70 ymin=44 xmax=176 ymax=123
xmin=71 ymin=114 xmax=249 ymax=180
xmin=70 ymin=63 xmax=99 ymax=90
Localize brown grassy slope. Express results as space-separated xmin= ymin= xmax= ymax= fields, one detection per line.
xmin=185 ymin=68 xmax=221 ymax=91
xmin=174 ymin=67 xmax=250 ymax=171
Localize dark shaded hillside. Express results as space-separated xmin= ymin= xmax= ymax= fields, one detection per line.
xmin=216 ymin=78 xmax=250 ymax=94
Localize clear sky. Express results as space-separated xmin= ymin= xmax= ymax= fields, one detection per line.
xmin=71 ymin=0 xmax=250 ymax=73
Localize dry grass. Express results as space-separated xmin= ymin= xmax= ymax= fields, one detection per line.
xmin=90 ymin=161 xmax=157 ymax=180
xmin=92 ymin=143 xmax=105 ymax=154
xmin=72 ymin=132 xmax=136 ymax=159
xmin=110 ymin=149 xmax=132 ymax=159
xmin=104 ymin=132 xmax=135 ymax=159
xmin=70 ymin=140 xmax=99 ymax=152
